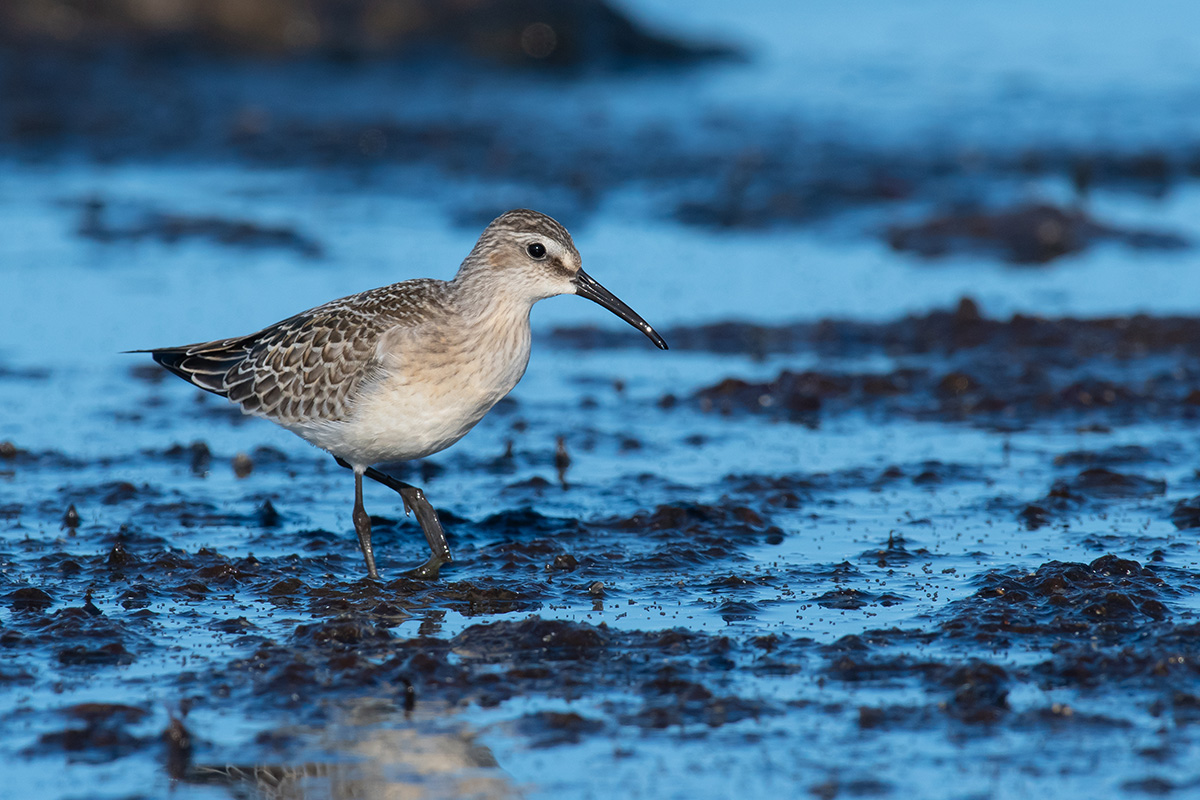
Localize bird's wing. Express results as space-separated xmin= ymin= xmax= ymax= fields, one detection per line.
xmin=144 ymin=280 xmax=448 ymax=424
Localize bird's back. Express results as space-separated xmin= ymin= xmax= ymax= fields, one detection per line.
xmin=146 ymin=279 xmax=451 ymax=425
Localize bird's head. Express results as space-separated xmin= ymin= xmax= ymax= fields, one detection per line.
xmin=458 ymin=209 xmax=668 ymax=350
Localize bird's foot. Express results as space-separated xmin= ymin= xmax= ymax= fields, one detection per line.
xmin=405 ymin=553 xmax=452 ymax=581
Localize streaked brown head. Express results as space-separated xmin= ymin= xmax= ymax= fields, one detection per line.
xmin=456 ymin=209 xmax=667 ymax=350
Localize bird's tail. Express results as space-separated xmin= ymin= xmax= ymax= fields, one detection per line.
xmin=127 ymin=336 xmax=257 ymax=398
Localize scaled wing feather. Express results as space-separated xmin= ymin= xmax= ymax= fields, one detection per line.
xmin=148 ymin=280 xmax=447 ymax=424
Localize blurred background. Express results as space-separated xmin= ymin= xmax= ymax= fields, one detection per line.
xmin=6 ymin=2 xmax=1200 ymax=798
xmin=4 ymin=0 xmax=1200 ymax=369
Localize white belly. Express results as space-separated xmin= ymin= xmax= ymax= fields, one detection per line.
xmin=289 ymin=316 xmax=532 ymax=467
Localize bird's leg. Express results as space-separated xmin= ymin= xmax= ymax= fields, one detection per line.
xmin=352 ymin=470 xmax=380 ymax=580
xmin=395 ymin=484 xmax=452 ymax=580
xmin=335 ymin=457 xmax=453 ymax=579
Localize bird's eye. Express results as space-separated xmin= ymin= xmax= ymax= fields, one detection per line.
xmin=526 ymin=242 xmax=547 ymax=259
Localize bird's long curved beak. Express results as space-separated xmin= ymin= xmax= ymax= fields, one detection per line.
xmin=573 ymin=270 xmax=668 ymax=350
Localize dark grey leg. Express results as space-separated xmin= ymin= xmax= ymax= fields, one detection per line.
xmin=352 ymin=471 xmax=379 ymax=579
xmin=394 ymin=483 xmax=452 ymax=580
xmin=335 ymin=457 xmax=453 ymax=579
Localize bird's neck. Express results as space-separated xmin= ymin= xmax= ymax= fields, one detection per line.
xmin=451 ymin=266 xmax=538 ymax=327
xmin=445 ymin=270 xmax=535 ymax=396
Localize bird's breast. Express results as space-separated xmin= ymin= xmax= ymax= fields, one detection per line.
xmin=321 ymin=309 xmax=533 ymax=465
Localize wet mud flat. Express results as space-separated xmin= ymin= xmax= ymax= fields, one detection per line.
xmin=4 ymin=302 xmax=1200 ymax=798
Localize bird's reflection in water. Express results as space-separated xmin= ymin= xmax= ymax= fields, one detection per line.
xmin=176 ymin=700 xmax=517 ymax=800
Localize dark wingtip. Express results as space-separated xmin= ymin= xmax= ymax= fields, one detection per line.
xmin=133 ymin=347 xmax=188 ymax=373
xmin=126 ymin=346 xmax=235 ymax=398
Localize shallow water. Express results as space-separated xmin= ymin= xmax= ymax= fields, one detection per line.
xmin=5 ymin=2 xmax=1200 ymax=798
